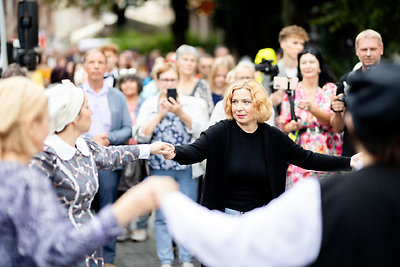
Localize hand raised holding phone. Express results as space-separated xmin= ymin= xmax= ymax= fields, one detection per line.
xmin=163 ymin=88 xmax=183 ymax=116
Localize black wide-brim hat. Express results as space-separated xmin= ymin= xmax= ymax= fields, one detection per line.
xmin=347 ymin=62 xmax=400 ymax=141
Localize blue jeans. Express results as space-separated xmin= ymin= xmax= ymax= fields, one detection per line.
xmin=136 ymin=213 xmax=150 ymax=229
xmin=151 ymin=167 xmax=198 ymax=264
xmin=98 ymin=169 xmax=120 ymax=263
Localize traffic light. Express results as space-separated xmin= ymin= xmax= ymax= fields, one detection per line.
xmin=18 ymin=0 xmax=38 ymax=49
xmin=17 ymin=0 xmax=38 ymax=70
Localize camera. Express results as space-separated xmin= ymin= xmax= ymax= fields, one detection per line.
xmin=255 ymin=59 xmax=279 ymax=77
xmin=335 ymin=82 xmax=349 ymax=106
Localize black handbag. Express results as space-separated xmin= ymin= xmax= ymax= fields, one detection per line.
xmin=117 ymin=159 xmax=149 ymax=192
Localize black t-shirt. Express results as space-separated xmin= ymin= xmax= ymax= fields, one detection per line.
xmin=225 ymin=124 xmax=272 ymax=212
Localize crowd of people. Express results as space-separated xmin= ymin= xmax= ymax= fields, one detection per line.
xmin=0 ymin=24 xmax=398 ymax=267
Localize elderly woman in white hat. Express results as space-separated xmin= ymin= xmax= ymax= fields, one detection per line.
xmin=30 ymin=80 xmax=171 ymax=267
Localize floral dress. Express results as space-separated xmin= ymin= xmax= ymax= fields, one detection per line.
xmin=30 ymin=135 xmax=146 ymax=267
xmin=279 ymin=82 xmax=343 ymax=189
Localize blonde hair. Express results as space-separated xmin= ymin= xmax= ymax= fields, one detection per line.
xmin=224 ymin=79 xmax=272 ymax=123
xmin=225 ymin=69 xmax=237 ymax=85
xmin=155 ymin=62 xmax=179 ymax=79
xmin=355 ymin=29 xmax=383 ymax=47
xmin=208 ymin=56 xmax=235 ymax=93
xmin=0 ymin=77 xmax=47 ymax=157
xmin=278 ymin=25 xmax=309 ymax=43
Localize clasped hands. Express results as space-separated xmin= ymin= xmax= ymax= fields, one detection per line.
xmin=149 ymin=141 xmax=176 ymax=159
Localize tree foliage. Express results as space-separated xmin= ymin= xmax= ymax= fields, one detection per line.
xmin=44 ymin=0 xmax=144 ymax=14
xmin=43 ymin=0 xmax=397 ymax=76
xmin=307 ymin=0 xmax=398 ymax=75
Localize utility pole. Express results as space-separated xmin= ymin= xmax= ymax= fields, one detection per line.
xmin=0 ymin=0 xmax=8 ymax=72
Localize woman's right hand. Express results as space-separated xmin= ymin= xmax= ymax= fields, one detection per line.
xmin=161 ymin=144 xmax=176 ymax=160
xmin=145 ymin=176 xmax=180 ymax=207
xmin=285 ymin=119 xmax=301 ymax=133
xmin=112 ymin=176 xmax=179 ymax=226
xmin=158 ymin=97 xmax=169 ymax=118
xmin=331 ymin=94 xmax=345 ymax=113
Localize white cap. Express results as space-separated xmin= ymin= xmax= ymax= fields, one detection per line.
xmin=45 ymin=80 xmax=85 ymax=133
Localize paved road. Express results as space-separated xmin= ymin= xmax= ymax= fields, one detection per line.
xmin=114 ymin=214 xmax=201 ymax=267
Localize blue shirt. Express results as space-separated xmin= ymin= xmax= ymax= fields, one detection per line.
xmin=82 ymin=81 xmax=112 ymax=135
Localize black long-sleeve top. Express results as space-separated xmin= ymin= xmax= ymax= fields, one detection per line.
xmin=174 ymin=119 xmax=350 ymax=211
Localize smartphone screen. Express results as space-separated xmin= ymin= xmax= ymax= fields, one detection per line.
xmin=289 ymin=77 xmax=299 ymax=90
xmin=167 ymin=88 xmax=177 ymax=102
xmin=273 ymin=77 xmax=288 ymax=90
xmin=273 ymin=77 xmax=299 ymax=90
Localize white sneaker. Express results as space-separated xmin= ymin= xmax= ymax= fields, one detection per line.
xmin=131 ymin=229 xmax=147 ymax=242
xmin=160 ymin=264 xmax=172 ymax=267
xmin=116 ymin=228 xmax=131 ymax=242
xmin=182 ymin=263 xmax=194 ymax=267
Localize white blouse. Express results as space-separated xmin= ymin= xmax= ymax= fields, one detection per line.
xmin=161 ymin=178 xmax=322 ymax=267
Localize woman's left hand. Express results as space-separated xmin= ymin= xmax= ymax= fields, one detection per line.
xmin=162 ymin=147 xmax=176 ymax=160
xmin=297 ymin=100 xmax=313 ymax=112
xmin=165 ymin=97 xmax=183 ymax=116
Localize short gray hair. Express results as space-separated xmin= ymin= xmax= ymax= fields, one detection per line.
xmin=176 ymin=44 xmax=198 ymax=61
xmin=355 ymin=29 xmax=383 ymax=48
xmin=2 ymin=63 xmax=28 ymax=78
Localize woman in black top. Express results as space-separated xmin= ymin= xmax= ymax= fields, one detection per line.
xmin=164 ymin=79 xmax=355 ymax=213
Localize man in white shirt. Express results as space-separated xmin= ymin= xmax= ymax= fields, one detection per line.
xmin=148 ymin=63 xmax=400 ymax=267
xmin=271 ymin=25 xmax=309 ymax=112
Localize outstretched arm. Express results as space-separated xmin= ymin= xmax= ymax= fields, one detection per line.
xmin=156 ymin=178 xmax=322 ymax=267
xmin=87 ymin=137 xmax=172 ymax=170
xmin=112 ymin=176 xmax=179 ymax=226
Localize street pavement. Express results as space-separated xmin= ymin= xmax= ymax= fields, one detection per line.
xmin=114 ymin=213 xmax=201 ymax=267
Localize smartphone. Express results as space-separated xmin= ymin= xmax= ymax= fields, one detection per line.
xmin=273 ymin=77 xmax=299 ymax=90
xmin=167 ymin=88 xmax=177 ymax=102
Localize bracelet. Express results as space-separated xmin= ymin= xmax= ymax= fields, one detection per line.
xmin=331 ymin=104 xmax=343 ymax=113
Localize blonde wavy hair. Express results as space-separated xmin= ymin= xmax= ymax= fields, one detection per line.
xmin=0 ymin=77 xmax=47 ymax=157
xmin=224 ymin=79 xmax=272 ymax=123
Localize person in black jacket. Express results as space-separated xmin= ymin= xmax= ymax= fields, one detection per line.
xmin=330 ymin=29 xmax=384 ymax=157
xmin=151 ymin=62 xmax=400 ymax=267
xmin=164 ymin=79 xmax=354 ymax=213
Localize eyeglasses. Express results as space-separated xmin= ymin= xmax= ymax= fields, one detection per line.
xmin=159 ymin=78 xmax=178 ymax=83
xmin=119 ymin=68 xmax=137 ymax=76
xmin=237 ymin=76 xmax=254 ymax=80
